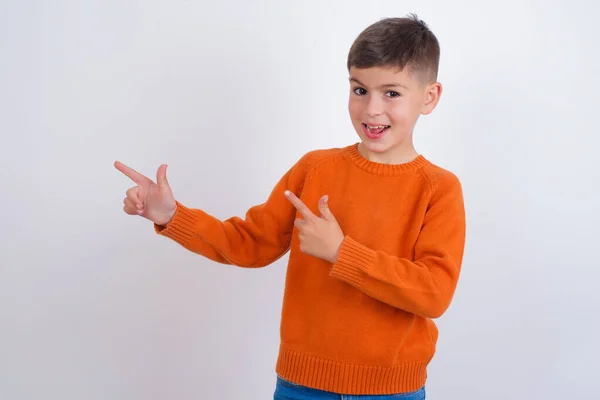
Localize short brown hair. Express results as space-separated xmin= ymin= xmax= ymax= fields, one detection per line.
xmin=347 ymin=14 xmax=440 ymax=83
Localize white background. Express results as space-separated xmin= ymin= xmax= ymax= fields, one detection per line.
xmin=1 ymin=0 xmax=599 ymax=399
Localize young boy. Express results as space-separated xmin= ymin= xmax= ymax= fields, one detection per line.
xmin=115 ymin=14 xmax=465 ymax=399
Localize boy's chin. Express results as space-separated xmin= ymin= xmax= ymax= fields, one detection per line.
xmin=358 ymin=137 xmax=391 ymax=153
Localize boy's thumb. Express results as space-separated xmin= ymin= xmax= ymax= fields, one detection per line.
xmin=157 ymin=164 xmax=169 ymax=189
xmin=318 ymin=195 xmax=334 ymax=220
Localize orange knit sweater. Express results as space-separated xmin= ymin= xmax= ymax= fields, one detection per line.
xmin=155 ymin=143 xmax=466 ymax=395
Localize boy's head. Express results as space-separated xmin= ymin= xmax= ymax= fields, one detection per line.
xmin=346 ymin=15 xmax=443 ymax=162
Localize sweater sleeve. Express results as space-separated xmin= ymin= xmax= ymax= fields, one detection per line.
xmin=153 ymin=153 xmax=314 ymax=268
xmin=329 ymin=172 xmax=466 ymax=318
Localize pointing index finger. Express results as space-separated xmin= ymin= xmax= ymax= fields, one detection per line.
xmin=114 ymin=161 xmax=151 ymax=184
xmin=284 ymin=190 xmax=316 ymax=221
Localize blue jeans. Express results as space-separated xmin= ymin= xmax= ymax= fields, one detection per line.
xmin=273 ymin=376 xmax=426 ymax=400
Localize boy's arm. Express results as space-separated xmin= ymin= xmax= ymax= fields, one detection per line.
xmin=154 ymin=156 xmax=310 ymax=268
xmin=329 ymin=173 xmax=466 ymax=318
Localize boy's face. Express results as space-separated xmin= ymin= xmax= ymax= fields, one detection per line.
xmin=348 ymin=65 xmax=441 ymax=162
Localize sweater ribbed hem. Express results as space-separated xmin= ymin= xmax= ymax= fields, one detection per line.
xmin=329 ymin=236 xmax=375 ymax=288
xmin=275 ymin=345 xmax=427 ymax=395
xmin=154 ymin=201 xmax=197 ymax=246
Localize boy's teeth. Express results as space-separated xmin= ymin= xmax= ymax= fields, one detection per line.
xmin=367 ymin=125 xmax=388 ymax=129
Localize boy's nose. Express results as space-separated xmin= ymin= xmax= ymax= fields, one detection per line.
xmin=366 ymin=97 xmax=384 ymax=117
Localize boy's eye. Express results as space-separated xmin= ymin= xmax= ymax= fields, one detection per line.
xmin=353 ymin=87 xmax=367 ymax=95
xmin=386 ymin=91 xmax=401 ymax=98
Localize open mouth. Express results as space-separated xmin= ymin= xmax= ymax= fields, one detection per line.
xmin=362 ymin=123 xmax=391 ymax=139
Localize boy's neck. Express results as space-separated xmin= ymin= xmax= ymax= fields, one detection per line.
xmin=357 ymin=142 xmax=419 ymax=165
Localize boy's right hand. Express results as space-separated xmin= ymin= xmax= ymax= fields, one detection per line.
xmin=114 ymin=161 xmax=177 ymax=226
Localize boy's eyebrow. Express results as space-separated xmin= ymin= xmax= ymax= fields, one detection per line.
xmin=349 ymin=77 xmax=409 ymax=90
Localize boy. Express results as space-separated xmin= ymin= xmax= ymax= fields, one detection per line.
xmin=115 ymin=14 xmax=465 ymax=399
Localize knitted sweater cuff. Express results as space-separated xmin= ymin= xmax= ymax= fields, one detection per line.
xmin=329 ymin=236 xmax=376 ymax=288
xmin=153 ymin=201 xmax=198 ymax=246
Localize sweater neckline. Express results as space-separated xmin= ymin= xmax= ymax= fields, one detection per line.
xmin=344 ymin=143 xmax=428 ymax=175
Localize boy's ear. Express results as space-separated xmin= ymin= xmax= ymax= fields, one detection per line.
xmin=421 ymin=82 xmax=442 ymax=115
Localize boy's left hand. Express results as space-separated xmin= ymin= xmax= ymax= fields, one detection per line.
xmin=284 ymin=190 xmax=344 ymax=264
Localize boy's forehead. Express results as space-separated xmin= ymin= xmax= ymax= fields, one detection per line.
xmin=349 ymin=66 xmax=415 ymax=88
